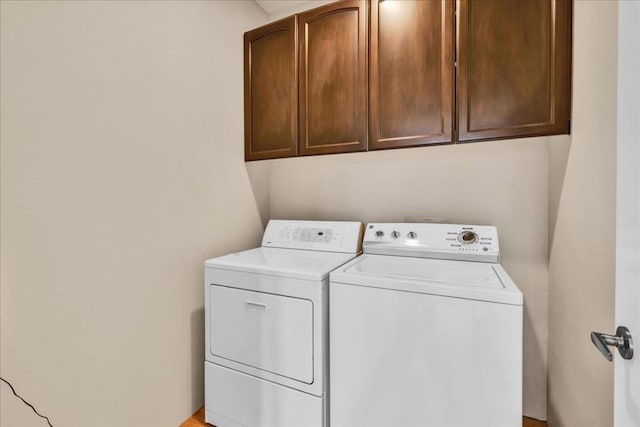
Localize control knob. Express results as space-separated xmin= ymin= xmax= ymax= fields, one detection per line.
xmin=458 ymin=231 xmax=478 ymax=244
xmin=375 ymin=230 xmax=384 ymax=238
xmin=391 ymin=231 xmax=400 ymax=239
xmin=408 ymin=231 xmax=417 ymax=239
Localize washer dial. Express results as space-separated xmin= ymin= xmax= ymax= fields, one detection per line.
xmin=458 ymin=231 xmax=478 ymax=245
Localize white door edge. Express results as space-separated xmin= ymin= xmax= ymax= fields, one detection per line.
xmin=614 ymin=1 xmax=640 ymax=426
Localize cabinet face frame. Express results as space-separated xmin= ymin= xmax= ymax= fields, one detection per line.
xmin=244 ymin=16 xmax=298 ymax=161
xmin=456 ymin=0 xmax=572 ymax=142
xmin=298 ymin=0 xmax=368 ymax=156
xmin=369 ymin=0 xmax=454 ymax=150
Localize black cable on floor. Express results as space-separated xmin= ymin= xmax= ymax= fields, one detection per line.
xmin=0 ymin=376 xmax=54 ymax=427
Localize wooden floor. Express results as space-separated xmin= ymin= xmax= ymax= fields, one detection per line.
xmin=180 ymin=407 xmax=208 ymax=427
xmin=181 ymin=407 xmax=548 ymax=427
xmin=523 ymin=417 xmax=548 ymax=427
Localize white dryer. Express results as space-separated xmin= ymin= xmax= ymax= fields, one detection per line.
xmin=330 ymin=223 xmax=523 ymax=427
xmin=204 ymin=220 xmax=362 ymax=427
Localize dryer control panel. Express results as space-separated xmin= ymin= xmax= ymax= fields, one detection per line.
xmin=262 ymin=220 xmax=363 ymax=253
xmin=364 ymin=223 xmax=499 ymax=263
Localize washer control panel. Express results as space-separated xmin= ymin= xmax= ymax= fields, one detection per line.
xmin=262 ymin=220 xmax=363 ymax=253
xmin=363 ymin=223 xmax=499 ymax=262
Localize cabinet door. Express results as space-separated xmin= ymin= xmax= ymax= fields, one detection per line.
xmin=299 ymin=0 xmax=367 ymax=156
xmin=457 ymin=0 xmax=572 ymax=142
xmin=244 ymin=17 xmax=298 ymax=161
xmin=369 ymin=0 xmax=454 ymax=150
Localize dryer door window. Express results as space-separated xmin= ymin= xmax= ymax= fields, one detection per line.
xmin=209 ymin=285 xmax=314 ymax=384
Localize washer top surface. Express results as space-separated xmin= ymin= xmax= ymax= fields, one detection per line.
xmin=346 ymin=254 xmax=503 ymax=287
xmin=331 ymin=254 xmax=523 ymax=306
xmin=206 ymin=247 xmax=358 ymax=282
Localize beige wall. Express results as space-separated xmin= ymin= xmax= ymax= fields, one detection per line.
xmin=547 ymin=1 xmax=618 ymax=426
xmin=269 ymin=138 xmax=551 ymax=419
xmin=264 ymin=1 xmax=557 ymax=416
xmin=0 ymin=0 xmax=619 ymax=426
xmin=0 ymin=1 xmax=267 ymax=426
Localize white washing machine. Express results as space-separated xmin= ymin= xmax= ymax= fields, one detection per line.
xmin=204 ymin=220 xmax=362 ymax=427
xmin=330 ymin=223 xmax=523 ymax=427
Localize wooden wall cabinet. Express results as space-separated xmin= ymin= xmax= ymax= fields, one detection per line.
xmin=244 ymin=16 xmax=298 ymax=161
xmin=243 ymin=0 xmax=572 ymax=161
xmin=457 ymin=0 xmax=572 ymax=141
xmin=369 ymin=0 xmax=454 ymax=150
xmin=298 ymin=0 xmax=368 ymax=156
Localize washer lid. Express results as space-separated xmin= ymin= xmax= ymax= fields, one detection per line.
xmin=330 ymin=254 xmax=523 ymax=305
xmin=205 ymin=247 xmax=358 ymax=281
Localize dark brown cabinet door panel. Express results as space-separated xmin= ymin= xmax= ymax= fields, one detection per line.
xmin=244 ymin=17 xmax=298 ymax=161
xmin=299 ymin=0 xmax=367 ymax=155
xmin=370 ymin=0 xmax=454 ymax=150
xmin=457 ymin=0 xmax=572 ymax=141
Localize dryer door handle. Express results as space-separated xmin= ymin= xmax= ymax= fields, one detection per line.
xmin=244 ymin=300 xmax=267 ymax=313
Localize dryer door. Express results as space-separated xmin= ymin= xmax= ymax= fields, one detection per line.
xmin=209 ymin=285 xmax=314 ymax=384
